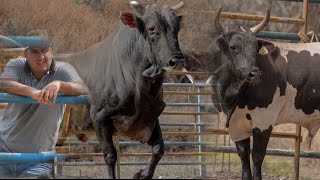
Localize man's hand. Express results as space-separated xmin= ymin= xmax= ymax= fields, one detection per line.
xmin=38 ymin=81 xmax=61 ymax=105
xmin=30 ymin=89 xmax=42 ymax=102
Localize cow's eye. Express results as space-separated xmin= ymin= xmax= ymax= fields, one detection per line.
xmin=148 ymin=26 xmax=156 ymax=33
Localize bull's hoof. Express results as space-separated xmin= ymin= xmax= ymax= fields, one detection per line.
xmin=133 ymin=169 xmax=153 ymax=179
xmin=242 ymin=171 xmax=252 ymax=180
xmin=243 ymin=175 xmax=252 ymax=180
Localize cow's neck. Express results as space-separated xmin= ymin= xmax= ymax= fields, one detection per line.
xmin=236 ymin=48 xmax=285 ymax=109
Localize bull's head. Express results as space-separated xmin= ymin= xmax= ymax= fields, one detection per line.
xmin=120 ymin=1 xmax=185 ymax=78
xmin=214 ymin=8 xmax=273 ymax=85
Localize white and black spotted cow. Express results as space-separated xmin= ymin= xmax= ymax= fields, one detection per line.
xmin=208 ymin=9 xmax=320 ymax=180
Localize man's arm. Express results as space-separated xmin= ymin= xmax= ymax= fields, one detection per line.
xmin=38 ymin=80 xmax=88 ymax=105
xmin=50 ymin=80 xmax=88 ymax=96
xmin=0 ymin=78 xmax=41 ymax=99
xmin=0 ymin=78 xmax=88 ymax=106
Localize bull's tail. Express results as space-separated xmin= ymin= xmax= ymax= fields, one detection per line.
xmin=303 ymin=133 xmax=314 ymax=149
xmin=225 ymin=107 xmax=236 ymax=128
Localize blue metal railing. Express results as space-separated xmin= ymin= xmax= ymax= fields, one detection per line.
xmin=0 ymin=93 xmax=89 ymax=104
xmin=0 ymin=35 xmax=24 ymax=47
xmin=256 ymin=31 xmax=320 ymax=41
xmin=0 ymin=152 xmax=65 ymax=163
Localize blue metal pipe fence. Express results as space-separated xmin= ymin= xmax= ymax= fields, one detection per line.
xmin=257 ymin=31 xmax=320 ymax=41
xmin=0 ymin=35 xmax=24 ymax=48
xmin=0 ymin=93 xmax=89 ymax=104
xmin=0 ymin=152 xmax=65 ymax=163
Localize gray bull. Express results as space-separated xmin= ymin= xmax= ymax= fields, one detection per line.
xmin=65 ymin=1 xmax=185 ymax=179
xmin=208 ymin=9 xmax=320 ymax=180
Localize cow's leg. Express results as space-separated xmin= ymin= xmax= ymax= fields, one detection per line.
xmin=235 ymin=138 xmax=252 ymax=180
xmin=133 ymin=120 xmax=164 ymax=179
xmin=93 ymin=110 xmax=117 ymax=179
xmin=252 ymin=126 xmax=273 ymax=180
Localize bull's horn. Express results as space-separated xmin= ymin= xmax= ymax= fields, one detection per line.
xmin=250 ymin=9 xmax=270 ymax=34
xmin=130 ymin=1 xmax=145 ymax=16
xmin=172 ymin=1 xmax=184 ymax=10
xmin=214 ymin=8 xmax=225 ymax=34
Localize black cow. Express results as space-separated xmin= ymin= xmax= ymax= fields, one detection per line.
xmin=208 ymin=9 xmax=320 ymax=180
xmin=65 ymin=1 xmax=185 ymax=179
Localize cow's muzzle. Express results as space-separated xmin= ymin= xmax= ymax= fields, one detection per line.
xmin=248 ymin=70 xmax=262 ymax=85
xmin=239 ymin=67 xmax=262 ymax=85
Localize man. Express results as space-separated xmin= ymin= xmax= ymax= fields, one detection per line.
xmin=0 ymin=33 xmax=88 ymax=178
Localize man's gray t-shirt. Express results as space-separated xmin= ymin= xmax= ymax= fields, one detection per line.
xmin=0 ymin=58 xmax=83 ymax=153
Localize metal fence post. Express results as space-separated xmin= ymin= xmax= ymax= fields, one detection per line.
xmin=52 ymin=158 xmax=57 ymax=178
xmin=115 ymin=136 xmax=121 ymax=179
xmin=197 ymin=82 xmax=207 ymax=177
xmin=56 ymin=158 xmax=63 ymax=177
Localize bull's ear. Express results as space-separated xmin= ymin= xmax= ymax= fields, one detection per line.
xmin=258 ymin=39 xmax=274 ymax=55
xmin=120 ymin=11 xmax=145 ymax=33
xmin=215 ymin=35 xmax=228 ymax=53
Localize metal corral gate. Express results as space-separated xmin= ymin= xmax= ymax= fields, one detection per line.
xmin=50 ymin=73 xmax=310 ymax=179
xmin=1 ymin=0 xmax=320 ymax=179
xmin=2 ymin=79 xmax=320 ymax=178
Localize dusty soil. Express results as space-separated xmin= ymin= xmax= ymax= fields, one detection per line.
xmin=195 ymin=173 xmax=290 ymax=180
xmin=54 ymin=173 xmax=289 ymax=180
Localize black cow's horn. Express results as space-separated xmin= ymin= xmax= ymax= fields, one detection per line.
xmin=214 ymin=8 xmax=225 ymax=34
xmin=130 ymin=1 xmax=145 ymax=16
xmin=172 ymin=1 xmax=184 ymax=10
xmin=250 ymin=9 xmax=270 ymax=34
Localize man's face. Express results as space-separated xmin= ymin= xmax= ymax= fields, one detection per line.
xmin=24 ymin=47 xmax=53 ymax=75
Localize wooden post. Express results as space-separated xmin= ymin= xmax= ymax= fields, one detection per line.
xmin=303 ymin=0 xmax=309 ymax=32
xmin=294 ymin=125 xmax=301 ymax=180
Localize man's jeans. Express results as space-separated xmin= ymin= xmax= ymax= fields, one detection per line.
xmin=0 ymin=162 xmax=52 ymax=178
